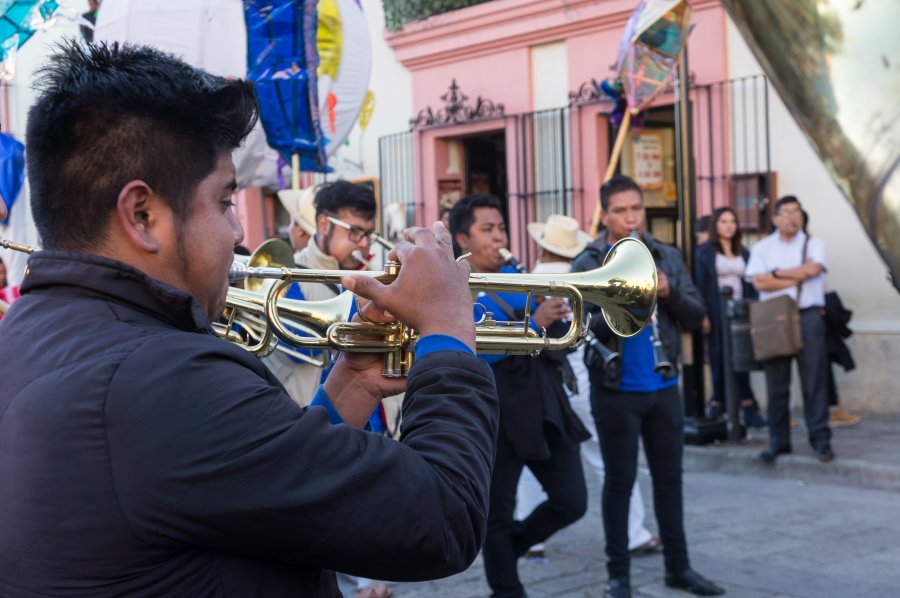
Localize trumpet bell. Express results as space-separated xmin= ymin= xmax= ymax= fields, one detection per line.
xmin=226 ymin=286 xmax=356 ymax=340
xmin=594 ymin=237 xmax=657 ymax=337
xmin=244 ymin=238 xmax=295 ymax=292
xmin=470 ymin=237 xmax=657 ymax=338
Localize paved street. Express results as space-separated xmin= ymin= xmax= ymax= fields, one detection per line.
xmin=385 ymin=416 xmax=900 ymax=598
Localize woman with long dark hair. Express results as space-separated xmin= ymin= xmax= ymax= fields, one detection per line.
xmin=695 ymin=207 xmax=766 ymax=426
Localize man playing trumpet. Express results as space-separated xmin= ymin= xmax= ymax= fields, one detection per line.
xmin=449 ymin=193 xmax=589 ymax=598
xmin=0 ymin=41 xmax=498 ymax=597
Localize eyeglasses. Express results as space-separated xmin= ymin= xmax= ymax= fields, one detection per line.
xmin=777 ymin=208 xmax=803 ymax=217
xmin=326 ymin=215 xmax=376 ymax=243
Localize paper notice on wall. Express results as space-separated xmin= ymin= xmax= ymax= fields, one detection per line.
xmin=632 ymin=133 xmax=664 ymax=190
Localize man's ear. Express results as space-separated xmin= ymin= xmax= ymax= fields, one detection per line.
xmin=115 ymin=180 xmax=163 ymax=252
xmin=454 ymin=231 xmax=469 ymax=251
xmin=316 ymin=212 xmax=330 ymax=236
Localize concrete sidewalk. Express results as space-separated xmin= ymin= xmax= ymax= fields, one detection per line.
xmin=386 ymin=411 xmax=900 ymax=597
xmin=684 ymin=411 xmax=900 ymax=492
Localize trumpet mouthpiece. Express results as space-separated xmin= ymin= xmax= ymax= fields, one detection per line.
xmin=351 ymin=250 xmax=370 ymax=269
xmin=228 ymin=260 xmax=248 ymax=284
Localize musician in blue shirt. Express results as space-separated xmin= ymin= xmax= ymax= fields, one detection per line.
xmin=572 ymin=176 xmax=723 ymax=598
xmin=449 ymin=193 xmax=588 ymax=598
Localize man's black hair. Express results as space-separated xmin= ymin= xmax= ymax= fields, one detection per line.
xmin=27 ymin=41 xmax=258 ymax=250
xmin=448 ymin=193 xmax=502 ymax=238
xmin=314 ymin=180 xmax=376 ymax=220
xmin=599 ymin=175 xmax=642 ymax=212
xmin=447 ymin=193 xmax=503 ymax=258
xmin=775 ymin=195 xmax=800 ymax=212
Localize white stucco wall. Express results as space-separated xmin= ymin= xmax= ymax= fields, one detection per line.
xmin=725 ymin=18 xmax=900 ymax=412
xmin=326 ymin=0 xmax=413 ymax=180
xmin=531 ymin=41 xmax=568 ymax=111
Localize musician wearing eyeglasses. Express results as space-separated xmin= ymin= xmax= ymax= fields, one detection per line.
xmin=449 ymin=193 xmax=589 ymax=598
xmin=0 ymin=42 xmax=499 ymax=597
xmin=262 ymin=180 xmax=378 ymax=412
xmin=572 ymin=176 xmax=722 ymax=598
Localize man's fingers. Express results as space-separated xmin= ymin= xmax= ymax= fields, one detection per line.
xmin=432 ymin=221 xmax=453 ymax=256
xmin=387 ymin=240 xmax=414 ymax=264
xmin=402 ymin=226 xmax=438 ymax=248
xmin=401 ymin=226 xmax=426 ymax=243
xmin=358 ymin=299 xmax=396 ymax=324
xmin=342 ymin=275 xmax=387 ymax=305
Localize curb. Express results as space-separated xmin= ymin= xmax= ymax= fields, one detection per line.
xmin=683 ymin=444 xmax=900 ymax=492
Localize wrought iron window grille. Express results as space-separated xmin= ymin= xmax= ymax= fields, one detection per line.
xmin=409 ymin=79 xmax=505 ymax=129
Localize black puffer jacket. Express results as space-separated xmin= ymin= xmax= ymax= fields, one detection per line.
xmin=571 ymin=231 xmax=706 ymax=390
xmin=0 ymin=251 xmax=498 ymax=597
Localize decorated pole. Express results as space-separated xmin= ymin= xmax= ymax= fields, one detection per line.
xmin=589 ymin=0 xmax=691 ymax=236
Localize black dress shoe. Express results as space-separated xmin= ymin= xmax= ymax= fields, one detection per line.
xmin=665 ymin=568 xmax=725 ymax=596
xmin=604 ymin=577 xmax=631 ymax=598
xmin=814 ymin=446 xmax=835 ymax=462
xmin=757 ymin=445 xmax=791 ymax=464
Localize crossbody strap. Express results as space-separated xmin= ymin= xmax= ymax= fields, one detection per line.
xmin=485 ymin=291 xmax=518 ymax=321
xmin=294 ymin=263 xmax=341 ymax=295
xmin=796 ymin=235 xmax=809 ymax=301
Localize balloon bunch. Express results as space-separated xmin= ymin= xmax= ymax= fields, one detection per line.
xmin=599 ymin=78 xmax=644 ymax=131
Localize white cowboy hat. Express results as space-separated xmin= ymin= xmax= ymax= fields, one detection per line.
xmin=526 ymin=214 xmax=592 ymax=259
xmin=277 ymin=186 xmax=318 ymax=235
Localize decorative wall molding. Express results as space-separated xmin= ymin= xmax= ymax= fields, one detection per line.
xmin=385 ymin=0 xmax=722 ymax=71
xmin=568 ymin=79 xmax=608 ymax=106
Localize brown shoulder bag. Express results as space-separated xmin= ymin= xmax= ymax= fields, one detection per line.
xmin=748 ymin=237 xmax=808 ymax=361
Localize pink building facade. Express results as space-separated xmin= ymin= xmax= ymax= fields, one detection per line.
xmin=385 ymin=0 xmax=772 ymax=263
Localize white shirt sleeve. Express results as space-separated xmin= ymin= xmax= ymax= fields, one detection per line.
xmin=744 ymin=244 xmax=768 ymax=280
xmin=806 ymin=236 xmax=828 ymax=271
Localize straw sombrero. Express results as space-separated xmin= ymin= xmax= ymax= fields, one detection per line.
xmin=526 ymin=214 xmax=592 ymax=259
xmin=277 ymin=186 xmax=318 ymax=235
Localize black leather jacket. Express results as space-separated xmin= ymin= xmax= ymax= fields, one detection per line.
xmin=571 ymin=231 xmax=706 ymax=390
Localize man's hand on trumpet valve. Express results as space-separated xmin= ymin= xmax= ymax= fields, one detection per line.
xmin=342 ymin=221 xmax=477 ymax=353
xmin=532 ymin=296 xmax=572 ymax=330
xmin=657 ymin=270 xmax=671 ymax=300
xmin=323 ymin=306 xmax=407 ymax=428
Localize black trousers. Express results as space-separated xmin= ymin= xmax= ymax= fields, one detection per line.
xmin=483 ymin=423 xmax=586 ymax=598
xmin=591 ymin=384 xmax=690 ymax=579
xmin=763 ymin=307 xmax=831 ymax=450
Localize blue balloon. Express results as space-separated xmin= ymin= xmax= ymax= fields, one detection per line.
xmin=244 ymin=0 xmax=329 ymax=172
